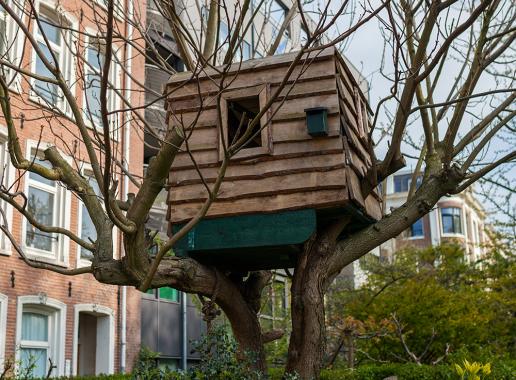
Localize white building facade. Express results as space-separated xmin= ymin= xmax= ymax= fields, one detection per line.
xmin=350 ymin=169 xmax=488 ymax=288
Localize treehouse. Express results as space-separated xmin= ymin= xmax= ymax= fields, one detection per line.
xmin=165 ymin=47 xmax=382 ymax=270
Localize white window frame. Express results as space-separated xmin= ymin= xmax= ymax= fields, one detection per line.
xmin=72 ymin=304 xmax=115 ymax=376
xmin=29 ymin=0 xmax=78 ymax=114
xmin=0 ymin=126 xmax=14 ymax=255
xmin=15 ymin=295 xmax=66 ymax=377
xmin=0 ymin=0 xmax=25 ymax=92
xmin=0 ymin=293 xmax=8 ymax=373
xmin=22 ymin=141 xmax=71 ymax=266
xmin=82 ymin=31 xmax=122 ymax=140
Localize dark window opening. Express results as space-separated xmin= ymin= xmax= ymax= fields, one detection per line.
xmin=227 ymin=96 xmax=262 ymax=148
xmin=145 ymin=39 xmax=184 ymax=72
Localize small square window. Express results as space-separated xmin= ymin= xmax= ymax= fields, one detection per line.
xmin=227 ymin=96 xmax=262 ymax=149
xmin=219 ymin=85 xmax=272 ymax=160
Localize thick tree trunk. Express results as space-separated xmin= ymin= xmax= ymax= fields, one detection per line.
xmin=286 ymin=268 xmax=326 ymax=379
xmin=285 ymin=231 xmax=337 ymax=378
xmin=286 ymin=219 xmax=350 ymax=379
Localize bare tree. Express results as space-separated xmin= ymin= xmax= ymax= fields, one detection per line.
xmin=0 ymin=0 xmax=514 ymax=378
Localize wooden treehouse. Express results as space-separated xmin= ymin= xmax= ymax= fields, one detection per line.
xmin=165 ymin=47 xmax=382 ymax=270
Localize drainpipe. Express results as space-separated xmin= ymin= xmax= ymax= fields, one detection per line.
xmin=120 ymin=0 xmax=134 ymax=373
xmin=181 ymin=292 xmax=188 ymax=370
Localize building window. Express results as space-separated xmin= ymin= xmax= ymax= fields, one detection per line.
xmin=83 ymin=38 xmax=120 ymax=132
xmin=84 ymin=45 xmax=104 ymax=125
xmin=96 ymin=0 xmax=124 ymax=15
xmin=20 ymin=311 xmax=51 ymax=378
xmin=145 ymin=36 xmax=184 ymax=72
xmin=25 ymin=157 xmax=59 ymax=255
xmin=32 ymin=7 xmax=73 ymax=107
xmin=441 ymin=207 xmax=462 ymax=235
xmin=393 ymin=174 xmax=422 ymax=193
xmin=0 ymin=137 xmax=11 ymax=253
xmin=0 ymin=6 xmax=7 ymax=65
xmin=143 ymin=287 xmax=179 ymax=302
xmin=275 ymin=34 xmax=288 ymax=55
xmin=0 ymin=0 xmax=23 ymax=86
xmin=270 ymin=0 xmax=290 ymax=55
xmin=240 ymin=40 xmax=252 ymax=61
xmin=218 ymin=21 xmax=229 ymax=59
xmin=24 ymin=151 xmax=68 ymax=263
xmin=270 ymin=0 xmax=288 ymax=29
xmin=409 ymin=218 xmax=424 ymax=238
xmin=79 ymin=173 xmax=100 ymax=263
xmin=159 ymin=287 xmax=179 ymax=302
xmin=17 ymin=297 xmax=66 ymax=378
xmin=0 ymin=294 xmax=7 ymax=373
xmin=300 ymin=25 xmax=309 ymax=45
xmin=216 ymin=22 xmax=252 ymax=63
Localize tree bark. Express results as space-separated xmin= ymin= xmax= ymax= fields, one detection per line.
xmin=287 ymin=263 xmax=327 ymax=379
xmin=286 ymin=220 xmax=348 ymax=379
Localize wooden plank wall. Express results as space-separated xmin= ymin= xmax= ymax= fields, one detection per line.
xmin=335 ymin=55 xmax=382 ymax=220
xmin=166 ymin=53 xmax=352 ymax=223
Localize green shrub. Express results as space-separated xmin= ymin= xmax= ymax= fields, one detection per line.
xmin=269 ymin=361 xmax=516 ymax=380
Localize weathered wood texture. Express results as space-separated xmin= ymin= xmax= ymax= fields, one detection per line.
xmin=165 ymin=48 xmax=381 ymax=223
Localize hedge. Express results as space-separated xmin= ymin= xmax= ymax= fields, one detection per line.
xmin=21 ymin=360 xmax=516 ymax=379
xmin=269 ymin=361 xmax=516 ymax=380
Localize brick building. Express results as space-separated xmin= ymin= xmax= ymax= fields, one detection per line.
xmin=0 ymin=0 xmax=144 ymax=376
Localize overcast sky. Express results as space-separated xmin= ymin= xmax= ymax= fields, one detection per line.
xmin=321 ymin=1 xmax=515 ymax=227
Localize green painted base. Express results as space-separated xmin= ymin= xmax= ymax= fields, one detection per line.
xmin=171 ymin=206 xmax=374 ymax=271
xmin=172 ymin=209 xmax=316 ymax=269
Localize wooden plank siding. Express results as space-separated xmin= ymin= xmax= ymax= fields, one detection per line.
xmin=168 ymin=189 xmax=350 ymax=222
xmin=170 ymin=152 xmax=347 ymax=185
xmin=166 ymin=47 xmax=382 ymax=224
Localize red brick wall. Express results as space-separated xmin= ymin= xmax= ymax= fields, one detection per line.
xmin=0 ymin=0 xmax=146 ymax=375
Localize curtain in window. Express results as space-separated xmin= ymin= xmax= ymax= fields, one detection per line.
xmin=20 ymin=312 xmax=49 ymax=378
xmin=26 ymin=187 xmax=55 ymax=251
xmin=85 ymin=46 xmax=104 ymax=123
xmin=20 ymin=348 xmax=47 ymax=378
xmin=22 ymin=312 xmax=48 ymax=341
